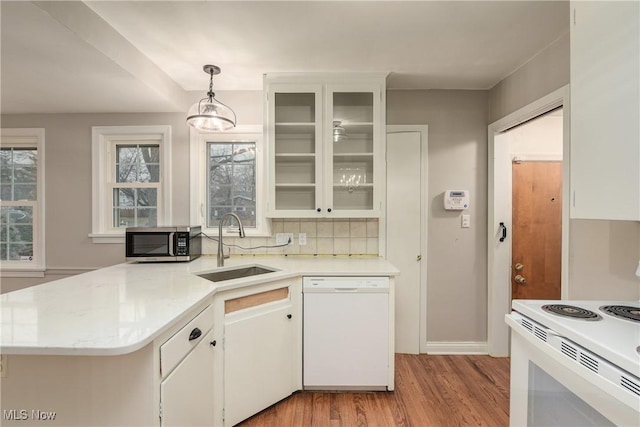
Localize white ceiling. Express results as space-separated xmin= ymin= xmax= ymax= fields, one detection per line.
xmin=0 ymin=1 xmax=569 ymax=114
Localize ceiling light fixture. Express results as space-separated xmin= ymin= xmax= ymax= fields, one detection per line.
xmin=333 ymin=121 xmax=347 ymax=142
xmin=186 ymin=65 xmax=236 ymax=132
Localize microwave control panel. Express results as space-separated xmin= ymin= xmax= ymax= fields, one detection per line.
xmin=175 ymin=232 xmax=190 ymax=255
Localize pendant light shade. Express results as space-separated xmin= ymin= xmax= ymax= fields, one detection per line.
xmin=186 ymin=65 xmax=236 ymax=132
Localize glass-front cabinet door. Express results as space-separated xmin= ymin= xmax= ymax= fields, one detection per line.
xmin=326 ymin=85 xmax=380 ymax=216
xmin=267 ymin=84 xmax=322 ymax=217
xmin=265 ymin=75 xmax=385 ymax=218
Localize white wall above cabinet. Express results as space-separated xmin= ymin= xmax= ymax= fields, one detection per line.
xmin=570 ymin=1 xmax=640 ymax=220
xmin=264 ymin=74 xmax=387 ymax=218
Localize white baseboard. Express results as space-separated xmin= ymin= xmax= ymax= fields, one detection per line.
xmin=423 ymin=341 xmax=488 ymax=355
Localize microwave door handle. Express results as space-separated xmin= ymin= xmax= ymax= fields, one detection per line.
xmin=168 ymin=232 xmax=175 ymax=256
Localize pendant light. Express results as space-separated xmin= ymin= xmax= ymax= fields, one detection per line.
xmin=186 ymin=65 xmax=236 ymax=132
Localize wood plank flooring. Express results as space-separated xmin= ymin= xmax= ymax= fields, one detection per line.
xmin=237 ymin=354 xmax=510 ymax=427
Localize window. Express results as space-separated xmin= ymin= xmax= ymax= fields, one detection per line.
xmin=207 ymin=142 xmax=256 ymax=227
xmin=112 ymin=144 xmax=160 ymax=228
xmin=0 ymin=128 xmax=45 ymax=276
xmin=190 ymin=126 xmax=269 ymax=236
xmin=92 ymin=126 xmax=171 ymax=243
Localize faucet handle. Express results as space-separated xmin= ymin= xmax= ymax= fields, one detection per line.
xmin=223 ymin=246 xmax=231 ymax=259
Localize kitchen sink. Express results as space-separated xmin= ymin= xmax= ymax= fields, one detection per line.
xmin=197 ymin=265 xmax=277 ymax=282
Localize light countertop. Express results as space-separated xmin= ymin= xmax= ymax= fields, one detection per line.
xmin=0 ymin=255 xmax=398 ymax=356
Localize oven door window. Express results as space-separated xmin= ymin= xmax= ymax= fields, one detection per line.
xmin=129 ymin=233 xmax=171 ymax=256
xmin=528 ymin=363 xmax=615 ymax=427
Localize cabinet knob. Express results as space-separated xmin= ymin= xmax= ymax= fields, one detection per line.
xmin=286 ymin=314 xmax=292 ymax=319
xmin=210 ymin=340 xmax=217 ymax=347
xmin=188 ymin=328 xmax=202 ymax=341
xmin=317 ymin=208 xmax=321 ymax=212
xmin=327 ymin=208 xmax=332 ymax=213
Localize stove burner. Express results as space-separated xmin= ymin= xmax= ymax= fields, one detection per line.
xmin=600 ymin=305 xmax=640 ymax=323
xmin=541 ymin=304 xmax=602 ymax=320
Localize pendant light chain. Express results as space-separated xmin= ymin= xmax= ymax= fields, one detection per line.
xmin=207 ymin=69 xmax=215 ymax=101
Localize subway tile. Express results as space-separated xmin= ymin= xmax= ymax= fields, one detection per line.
xmin=317 ymin=238 xmax=333 ymax=255
xmin=300 ymin=238 xmax=317 ymax=255
xmin=350 ymin=237 xmax=367 ymax=254
xmin=283 ymin=221 xmax=300 ymax=234
xmin=333 ymin=221 xmax=350 ymax=237
xmin=284 ymin=240 xmax=300 ymax=255
xmin=317 ymin=221 xmax=334 ymax=238
xmin=366 ymin=219 xmax=379 ymax=237
xmin=300 ymin=221 xmax=317 ymax=237
xmin=333 ymin=238 xmax=350 ymax=254
xmin=366 ymin=237 xmax=379 ymax=254
xmin=271 ymin=220 xmax=284 ymax=234
xmin=350 ymin=221 xmax=367 ymax=238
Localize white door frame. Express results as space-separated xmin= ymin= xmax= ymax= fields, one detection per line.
xmin=487 ymin=85 xmax=570 ymax=356
xmin=386 ymin=125 xmax=429 ymax=353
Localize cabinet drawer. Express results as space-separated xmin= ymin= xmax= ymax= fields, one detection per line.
xmin=160 ymin=305 xmax=215 ymax=378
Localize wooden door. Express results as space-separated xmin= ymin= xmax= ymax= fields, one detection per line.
xmin=512 ymin=161 xmax=562 ymax=300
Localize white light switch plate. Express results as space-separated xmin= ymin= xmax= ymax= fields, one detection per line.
xmin=298 ymin=233 xmax=307 ymax=245
xmin=461 ymin=214 xmax=471 ymax=228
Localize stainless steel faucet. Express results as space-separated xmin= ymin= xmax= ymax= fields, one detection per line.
xmin=217 ymin=212 xmax=246 ymax=267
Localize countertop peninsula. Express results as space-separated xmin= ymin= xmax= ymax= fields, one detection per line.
xmin=0 ymin=255 xmax=399 ymax=356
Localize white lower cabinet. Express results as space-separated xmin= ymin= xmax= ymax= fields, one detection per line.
xmin=160 ymin=329 xmax=215 ymax=427
xmin=159 ymin=304 xmax=216 ymax=427
xmin=216 ymin=278 xmax=302 ymax=426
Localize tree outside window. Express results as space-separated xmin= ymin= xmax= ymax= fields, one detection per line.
xmin=0 ymin=147 xmax=37 ymax=261
xmin=207 ymin=142 xmax=256 ymax=228
xmin=113 ymin=144 xmax=160 ymax=228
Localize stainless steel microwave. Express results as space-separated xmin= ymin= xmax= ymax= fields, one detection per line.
xmin=125 ymin=226 xmax=201 ymax=262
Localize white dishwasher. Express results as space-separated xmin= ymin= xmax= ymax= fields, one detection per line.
xmin=303 ymin=276 xmax=389 ymax=391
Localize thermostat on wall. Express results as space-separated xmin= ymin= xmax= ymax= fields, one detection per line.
xmin=444 ymin=190 xmax=470 ymax=210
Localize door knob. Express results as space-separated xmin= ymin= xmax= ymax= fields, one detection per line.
xmin=514 ymin=263 xmax=524 ymax=271
xmin=514 ymin=275 xmax=527 ymax=285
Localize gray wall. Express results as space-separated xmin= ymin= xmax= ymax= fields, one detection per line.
xmin=387 ymin=90 xmax=489 ymax=343
xmin=0 ymin=113 xmax=190 ymax=292
xmin=488 ymin=32 xmax=570 ymax=123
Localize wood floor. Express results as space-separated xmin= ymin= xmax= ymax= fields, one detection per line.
xmin=237 ymin=354 xmax=511 ymax=427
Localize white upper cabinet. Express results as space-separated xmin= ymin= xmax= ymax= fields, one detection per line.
xmin=265 ymin=74 xmax=386 ymax=218
xmin=570 ymin=1 xmax=640 ymax=220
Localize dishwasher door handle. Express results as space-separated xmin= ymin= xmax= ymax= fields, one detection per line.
xmin=334 ymin=287 xmax=359 ymax=292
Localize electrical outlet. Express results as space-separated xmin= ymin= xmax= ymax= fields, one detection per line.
xmin=461 ymin=214 xmax=471 ymax=228
xmin=275 ymin=233 xmax=293 ymax=245
xmin=1 ymin=355 xmax=7 ymax=377
xmin=298 ymin=233 xmax=307 ymax=245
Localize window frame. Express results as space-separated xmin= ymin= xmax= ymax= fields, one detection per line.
xmin=189 ymin=125 xmax=270 ymax=237
xmin=91 ymin=126 xmax=172 ymax=243
xmin=0 ymin=128 xmax=46 ymax=277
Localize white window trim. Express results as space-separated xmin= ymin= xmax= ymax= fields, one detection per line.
xmin=91 ymin=125 xmax=172 ymax=243
xmin=189 ymin=125 xmax=271 ymax=237
xmin=0 ymin=128 xmax=46 ymax=277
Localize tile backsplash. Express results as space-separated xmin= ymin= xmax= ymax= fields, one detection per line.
xmin=202 ymin=218 xmax=379 ymax=256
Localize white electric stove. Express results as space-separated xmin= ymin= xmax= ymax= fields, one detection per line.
xmin=506 ymin=300 xmax=640 ymax=426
